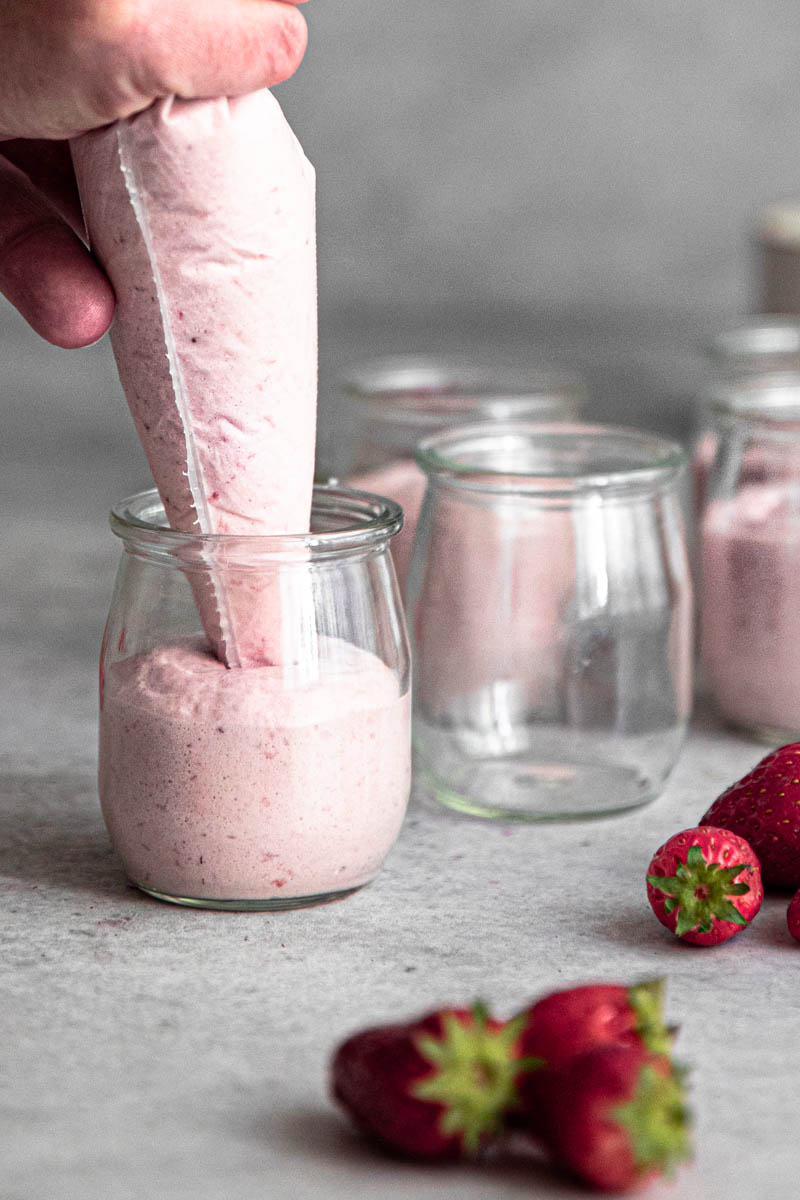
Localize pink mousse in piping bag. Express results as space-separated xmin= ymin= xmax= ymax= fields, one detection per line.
xmin=71 ymin=89 xmax=317 ymax=667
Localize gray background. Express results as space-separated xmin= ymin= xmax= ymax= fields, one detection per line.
xmin=279 ymin=0 xmax=800 ymax=319
xmin=5 ymin=0 xmax=800 ymax=476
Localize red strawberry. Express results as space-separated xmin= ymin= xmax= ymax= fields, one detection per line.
xmin=330 ymin=1003 xmax=541 ymax=1160
xmin=541 ymin=1043 xmax=692 ymax=1194
xmin=516 ymin=979 xmax=672 ymax=1073
xmin=513 ymin=980 xmax=672 ymax=1140
xmin=788 ymin=888 xmax=800 ymax=942
xmin=646 ymin=826 xmax=762 ymax=945
xmin=700 ymin=742 xmax=800 ymax=889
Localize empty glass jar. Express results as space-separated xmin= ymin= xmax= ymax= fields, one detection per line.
xmin=98 ymin=485 xmax=411 ymax=909
xmin=407 ymin=422 xmax=693 ymax=821
xmin=338 ymin=356 xmax=585 ymax=593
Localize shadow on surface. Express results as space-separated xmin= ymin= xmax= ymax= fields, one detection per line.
xmin=273 ymin=1108 xmax=590 ymax=1196
xmin=588 ymin=892 xmax=798 ymax=957
xmin=753 ymin=897 xmax=797 ymax=951
xmin=0 ymin=771 xmax=128 ymax=900
xmin=582 ymin=899 xmax=670 ymax=953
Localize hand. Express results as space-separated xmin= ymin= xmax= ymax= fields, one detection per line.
xmin=0 ymin=0 xmax=309 ymax=348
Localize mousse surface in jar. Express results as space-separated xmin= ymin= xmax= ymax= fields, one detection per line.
xmin=99 ymin=636 xmax=411 ymax=903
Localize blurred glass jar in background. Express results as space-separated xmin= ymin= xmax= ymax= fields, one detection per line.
xmin=691 ymin=321 xmax=800 ymax=682
xmin=708 ymin=317 xmax=800 ymax=377
xmin=693 ymin=317 xmax=800 ymax=517
xmin=407 ymin=422 xmax=693 ymax=822
xmin=337 ymin=357 xmax=585 ymax=593
xmin=700 ymin=383 xmax=800 ymax=742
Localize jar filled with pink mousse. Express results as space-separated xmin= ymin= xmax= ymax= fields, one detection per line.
xmin=98 ymin=486 xmax=411 ymax=910
xmin=338 ymin=357 xmax=585 ymax=594
xmin=700 ymin=381 xmax=800 ymax=739
xmin=700 ymin=381 xmax=800 ymax=741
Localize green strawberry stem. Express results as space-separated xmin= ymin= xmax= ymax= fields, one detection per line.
xmin=412 ymin=1003 xmax=542 ymax=1153
xmin=648 ymin=844 xmax=752 ymax=937
xmin=628 ymin=979 xmax=674 ymax=1055
xmin=612 ymin=1062 xmax=692 ymax=1178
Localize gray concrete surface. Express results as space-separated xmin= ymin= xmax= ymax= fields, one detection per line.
xmin=3 ymin=300 xmax=800 ymax=1199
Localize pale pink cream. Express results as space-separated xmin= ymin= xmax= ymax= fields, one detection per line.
xmin=98 ymin=638 xmax=411 ymax=901
xmin=71 ymin=90 xmax=317 ymax=667
xmin=692 ymin=430 xmax=788 ymax=520
xmin=351 ymin=460 xmax=576 ymax=707
xmin=349 ymin=459 xmax=426 ymax=593
xmin=701 ymin=483 xmax=800 ymax=734
xmin=411 ymin=495 xmax=576 ymax=711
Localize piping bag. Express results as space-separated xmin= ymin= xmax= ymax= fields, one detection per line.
xmin=71 ymin=90 xmax=317 ymax=668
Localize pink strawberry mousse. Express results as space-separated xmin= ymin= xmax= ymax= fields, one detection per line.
xmin=71 ymin=90 xmax=317 ymax=667
xmin=349 ymin=460 xmax=426 ymax=594
xmin=701 ymin=482 xmax=800 ymax=735
xmin=411 ymin=497 xmax=576 ymax=715
xmin=76 ymin=93 xmax=412 ymax=903
xmin=99 ymin=637 xmax=411 ymax=903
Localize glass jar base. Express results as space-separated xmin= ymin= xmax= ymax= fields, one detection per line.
xmin=724 ymin=717 xmax=800 ymax=747
xmin=417 ymin=757 xmax=659 ymax=823
xmin=132 ymin=880 xmax=368 ymax=911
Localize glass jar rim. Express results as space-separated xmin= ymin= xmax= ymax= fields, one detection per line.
xmin=415 ymin=421 xmax=685 ymax=496
xmin=110 ymin=484 xmax=403 ymax=561
xmin=705 ymin=377 xmax=800 ymax=432
xmin=341 ymin=355 xmax=586 ymax=427
xmin=706 ymin=316 xmax=800 ymax=366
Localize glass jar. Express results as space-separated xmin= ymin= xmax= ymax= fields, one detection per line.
xmin=690 ymin=321 xmax=800 ymax=542
xmin=693 ymin=318 xmax=800 ymax=517
xmin=699 ymin=384 xmax=800 ymax=741
xmin=707 ymin=317 xmax=800 ymax=378
xmin=408 ymin=422 xmax=692 ymax=821
xmin=338 ymin=356 xmax=586 ymax=593
xmin=98 ymin=485 xmax=411 ymax=910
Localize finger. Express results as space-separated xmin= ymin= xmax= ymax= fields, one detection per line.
xmin=0 ymin=157 xmax=114 ymax=348
xmin=0 ymin=140 xmax=84 ymax=234
xmin=134 ymin=0 xmax=310 ymax=101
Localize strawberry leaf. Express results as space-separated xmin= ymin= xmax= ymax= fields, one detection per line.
xmin=412 ymin=1008 xmax=539 ymax=1153
xmin=649 ymin=841 xmax=754 ymax=939
xmin=647 ymin=874 xmax=683 ymax=896
xmin=627 ymin=979 xmax=673 ymax=1056
xmin=686 ymin=845 xmax=706 ymax=868
xmin=612 ymin=1062 xmax=692 ymax=1177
